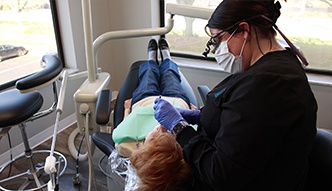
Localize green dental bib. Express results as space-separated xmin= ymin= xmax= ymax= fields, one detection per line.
xmin=112 ymin=106 xmax=158 ymax=144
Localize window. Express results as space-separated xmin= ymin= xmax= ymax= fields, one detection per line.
xmin=163 ymin=0 xmax=332 ymax=72
xmin=0 ymin=0 xmax=61 ymax=88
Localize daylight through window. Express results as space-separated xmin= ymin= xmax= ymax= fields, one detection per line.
xmin=0 ymin=0 xmax=58 ymax=85
xmin=164 ymin=0 xmax=332 ymax=72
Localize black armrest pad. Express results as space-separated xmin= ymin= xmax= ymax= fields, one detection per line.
xmin=197 ymin=85 xmax=210 ymax=105
xmin=180 ymin=71 xmax=197 ymax=106
xmin=92 ymin=132 xmax=114 ymax=156
xmin=96 ymin=89 xmax=112 ymax=125
xmin=307 ymin=129 xmax=332 ymax=190
xmin=16 ymin=55 xmax=63 ymax=90
xmin=309 ymin=129 xmax=332 ymax=173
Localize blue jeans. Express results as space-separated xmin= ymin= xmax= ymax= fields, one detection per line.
xmin=131 ymin=59 xmax=190 ymax=106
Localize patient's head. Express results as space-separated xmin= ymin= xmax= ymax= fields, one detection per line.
xmin=130 ymin=125 xmax=193 ymax=191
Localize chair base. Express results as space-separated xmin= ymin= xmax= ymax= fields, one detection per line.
xmin=0 ymin=150 xmax=67 ymax=191
xmin=98 ymin=154 xmax=125 ymax=191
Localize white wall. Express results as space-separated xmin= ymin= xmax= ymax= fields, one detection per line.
xmin=92 ymin=0 xmax=161 ymax=90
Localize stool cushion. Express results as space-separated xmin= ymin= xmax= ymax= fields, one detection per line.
xmin=0 ymin=89 xmax=43 ymax=127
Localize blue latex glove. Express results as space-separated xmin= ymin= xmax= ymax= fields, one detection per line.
xmin=176 ymin=108 xmax=200 ymax=125
xmin=154 ymin=98 xmax=184 ymax=131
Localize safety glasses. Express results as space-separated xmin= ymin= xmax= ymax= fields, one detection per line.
xmin=203 ymin=22 xmax=241 ymax=57
xmin=202 ymin=15 xmax=309 ymax=67
xmin=203 ymin=25 xmax=228 ymax=56
xmin=204 ymin=25 xmax=226 ymax=46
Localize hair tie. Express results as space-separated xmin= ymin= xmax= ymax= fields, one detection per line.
xmin=268 ymin=1 xmax=282 ymax=23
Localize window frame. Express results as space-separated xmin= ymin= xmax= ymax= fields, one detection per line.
xmin=0 ymin=0 xmax=65 ymax=91
xmin=160 ymin=0 xmax=332 ymax=76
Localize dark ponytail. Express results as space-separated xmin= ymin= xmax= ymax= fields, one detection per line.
xmin=207 ymin=0 xmax=285 ymax=36
xmin=264 ymin=0 xmax=282 ymax=23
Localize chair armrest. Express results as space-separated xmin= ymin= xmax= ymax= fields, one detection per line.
xmin=197 ymin=85 xmax=210 ymax=105
xmin=92 ymin=132 xmax=114 ymax=156
xmin=307 ymin=129 xmax=332 ymax=190
xmin=96 ymin=89 xmax=112 ymax=125
xmin=180 ymin=71 xmax=198 ymax=107
xmin=16 ymin=54 xmax=63 ymax=92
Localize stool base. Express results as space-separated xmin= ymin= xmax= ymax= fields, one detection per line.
xmin=0 ymin=150 xmax=67 ymax=191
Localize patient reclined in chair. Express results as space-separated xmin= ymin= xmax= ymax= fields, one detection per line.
xmin=113 ymin=42 xmax=197 ymax=157
xmin=92 ymin=38 xmax=197 ymax=190
xmin=93 ymin=38 xmax=197 ymax=157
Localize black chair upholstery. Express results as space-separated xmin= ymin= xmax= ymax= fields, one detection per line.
xmin=96 ymin=89 xmax=113 ymax=125
xmin=0 ymin=90 xmax=43 ymax=127
xmin=197 ymin=85 xmax=210 ymax=106
xmin=306 ymin=129 xmax=332 ymax=190
xmin=92 ymin=60 xmax=197 ymax=156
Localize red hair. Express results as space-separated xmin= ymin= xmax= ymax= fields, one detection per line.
xmin=130 ymin=132 xmax=193 ymax=191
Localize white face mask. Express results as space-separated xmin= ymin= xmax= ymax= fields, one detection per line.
xmin=214 ymin=30 xmax=247 ymax=74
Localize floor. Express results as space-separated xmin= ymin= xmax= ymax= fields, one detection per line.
xmin=0 ymin=125 xmax=110 ymax=191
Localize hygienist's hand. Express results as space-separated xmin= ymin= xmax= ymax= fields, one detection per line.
xmin=154 ymin=98 xmax=184 ymax=131
xmin=176 ymin=107 xmax=200 ymax=125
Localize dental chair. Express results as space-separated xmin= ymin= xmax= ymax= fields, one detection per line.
xmin=91 ymin=60 xmax=197 ymax=190
xmin=92 ymin=60 xmax=198 ymax=156
xmin=0 ymin=55 xmax=67 ymax=191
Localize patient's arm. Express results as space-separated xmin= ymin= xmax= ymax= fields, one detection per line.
xmin=190 ymin=103 xmax=197 ymax=110
xmin=123 ymin=98 xmax=132 ymax=119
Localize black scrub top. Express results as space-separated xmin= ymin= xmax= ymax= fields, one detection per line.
xmin=177 ymin=49 xmax=318 ymax=191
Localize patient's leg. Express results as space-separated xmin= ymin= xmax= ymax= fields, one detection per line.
xmin=131 ymin=60 xmax=160 ymax=105
xmin=159 ymin=59 xmax=190 ymax=105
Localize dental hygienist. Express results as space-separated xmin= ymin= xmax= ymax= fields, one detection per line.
xmin=153 ymin=0 xmax=318 ymax=190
